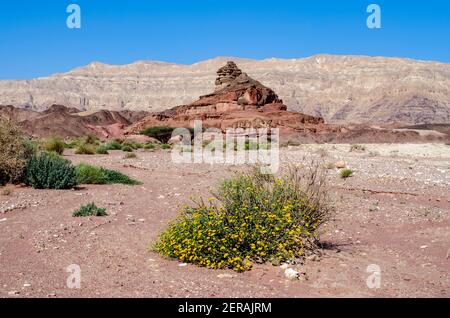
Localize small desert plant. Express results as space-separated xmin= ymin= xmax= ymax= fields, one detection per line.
xmin=75 ymin=163 xmax=140 ymax=185
xmin=154 ymin=163 xmax=332 ymax=272
xmin=72 ymin=202 xmax=107 ymax=217
xmin=75 ymin=143 xmax=95 ymax=155
xmin=95 ymin=145 xmax=109 ymax=155
xmin=104 ymin=140 xmax=123 ymax=151
xmin=141 ymin=126 xmax=176 ymax=143
xmin=0 ymin=117 xmax=31 ymax=185
xmin=43 ymin=137 xmax=66 ymax=155
xmin=340 ymin=168 xmax=354 ymax=179
xmin=144 ymin=143 xmax=156 ymax=150
xmin=1 ymin=188 xmax=12 ymax=196
xmin=160 ymin=143 xmax=171 ymax=150
xmin=349 ymin=144 xmax=366 ymax=152
xmin=124 ymin=152 xmax=137 ymax=159
xmin=25 ymin=152 xmax=78 ymax=189
xmin=121 ymin=145 xmax=133 ymax=152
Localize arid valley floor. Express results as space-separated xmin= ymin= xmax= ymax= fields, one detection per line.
xmin=1 ymin=143 xmax=449 ymax=297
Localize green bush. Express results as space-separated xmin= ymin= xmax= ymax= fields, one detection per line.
xmin=43 ymin=137 xmax=66 ymax=155
xmin=154 ymin=165 xmax=331 ymax=272
xmin=75 ymin=163 xmax=108 ymax=184
xmin=72 ymin=202 xmax=107 ymax=217
xmin=121 ymin=145 xmax=133 ymax=152
xmin=104 ymin=140 xmax=123 ymax=151
xmin=75 ymin=143 xmax=95 ymax=155
xmin=144 ymin=143 xmax=156 ymax=150
xmin=75 ymin=163 xmax=140 ymax=185
xmin=161 ymin=143 xmax=171 ymax=150
xmin=340 ymin=169 xmax=354 ymax=178
xmin=141 ymin=126 xmax=176 ymax=143
xmin=25 ymin=152 xmax=77 ymax=189
xmin=95 ymin=145 xmax=109 ymax=155
xmin=0 ymin=118 xmax=32 ymax=185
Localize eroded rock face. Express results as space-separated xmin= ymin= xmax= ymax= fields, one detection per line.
xmin=126 ymin=62 xmax=324 ymax=136
xmin=1 ymin=55 xmax=450 ymax=125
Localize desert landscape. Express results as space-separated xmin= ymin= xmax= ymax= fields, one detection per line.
xmin=1 ymin=58 xmax=450 ymax=298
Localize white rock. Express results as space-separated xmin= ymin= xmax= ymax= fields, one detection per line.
xmin=284 ymin=268 xmax=299 ymax=280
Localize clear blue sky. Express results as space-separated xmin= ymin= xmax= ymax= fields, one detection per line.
xmin=0 ymin=0 xmax=449 ymax=79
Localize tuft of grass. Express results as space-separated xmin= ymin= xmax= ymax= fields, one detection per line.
xmin=75 ymin=163 xmax=140 ymax=185
xmin=43 ymin=137 xmax=66 ymax=155
xmin=1 ymin=188 xmax=12 ymax=196
xmin=72 ymin=202 xmax=107 ymax=217
xmin=154 ymin=163 xmax=332 ymax=272
xmin=124 ymin=152 xmax=137 ymax=159
xmin=144 ymin=143 xmax=156 ymax=150
xmin=95 ymin=145 xmax=109 ymax=155
xmin=340 ymin=168 xmax=354 ymax=179
xmin=160 ymin=143 xmax=171 ymax=150
xmin=121 ymin=145 xmax=133 ymax=152
xmin=75 ymin=143 xmax=95 ymax=155
xmin=104 ymin=140 xmax=123 ymax=151
xmin=349 ymin=144 xmax=366 ymax=152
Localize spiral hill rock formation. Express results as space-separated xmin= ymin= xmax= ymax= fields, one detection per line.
xmin=126 ymin=61 xmax=325 ymax=137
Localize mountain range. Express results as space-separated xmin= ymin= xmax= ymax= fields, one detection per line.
xmin=1 ymin=55 xmax=449 ymax=125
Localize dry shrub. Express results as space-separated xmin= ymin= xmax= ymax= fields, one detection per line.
xmin=0 ymin=117 xmax=29 ymax=185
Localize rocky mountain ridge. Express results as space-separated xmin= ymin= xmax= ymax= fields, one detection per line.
xmin=1 ymin=55 xmax=449 ymax=125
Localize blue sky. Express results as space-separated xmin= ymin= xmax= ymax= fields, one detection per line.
xmin=0 ymin=0 xmax=449 ymax=79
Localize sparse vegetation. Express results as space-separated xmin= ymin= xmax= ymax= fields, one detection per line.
xmin=350 ymin=144 xmax=366 ymax=152
xmin=141 ymin=126 xmax=176 ymax=143
xmin=43 ymin=137 xmax=66 ymax=155
xmin=1 ymin=188 xmax=12 ymax=196
xmin=72 ymin=202 xmax=107 ymax=217
xmin=24 ymin=152 xmax=78 ymax=189
xmin=160 ymin=143 xmax=171 ymax=150
xmin=75 ymin=143 xmax=95 ymax=155
xmin=124 ymin=152 xmax=137 ymax=159
xmin=154 ymin=164 xmax=332 ymax=272
xmin=104 ymin=140 xmax=123 ymax=151
xmin=0 ymin=117 xmax=32 ymax=185
xmin=144 ymin=143 xmax=156 ymax=150
xmin=95 ymin=145 xmax=109 ymax=155
xmin=75 ymin=163 xmax=140 ymax=185
xmin=121 ymin=145 xmax=133 ymax=152
xmin=340 ymin=168 xmax=354 ymax=179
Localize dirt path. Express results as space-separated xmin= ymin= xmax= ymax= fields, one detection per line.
xmin=1 ymin=144 xmax=449 ymax=297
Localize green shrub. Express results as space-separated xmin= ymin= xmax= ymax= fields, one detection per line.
xmin=43 ymin=137 xmax=66 ymax=155
xmin=340 ymin=169 xmax=354 ymax=178
xmin=154 ymin=165 xmax=331 ymax=272
xmin=102 ymin=168 xmax=141 ymax=185
xmin=75 ymin=163 xmax=140 ymax=185
xmin=25 ymin=152 xmax=77 ymax=189
xmin=72 ymin=202 xmax=107 ymax=217
xmin=161 ymin=144 xmax=171 ymax=150
xmin=144 ymin=143 xmax=156 ymax=150
xmin=95 ymin=145 xmax=109 ymax=155
xmin=0 ymin=117 xmax=31 ymax=185
xmin=75 ymin=143 xmax=95 ymax=155
xmin=121 ymin=145 xmax=133 ymax=152
xmin=141 ymin=126 xmax=176 ymax=143
xmin=75 ymin=163 xmax=109 ymax=184
xmin=104 ymin=140 xmax=123 ymax=151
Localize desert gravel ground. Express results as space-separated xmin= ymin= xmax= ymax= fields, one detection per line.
xmin=0 ymin=144 xmax=449 ymax=297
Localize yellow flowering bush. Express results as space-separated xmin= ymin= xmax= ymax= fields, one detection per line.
xmin=154 ymin=165 xmax=331 ymax=272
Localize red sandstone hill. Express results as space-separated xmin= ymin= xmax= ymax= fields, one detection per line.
xmin=126 ymin=62 xmax=449 ymax=143
xmin=0 ymin=104 xmax=148 ymax=139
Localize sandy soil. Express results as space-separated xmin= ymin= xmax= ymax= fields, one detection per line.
xmin=1 ymin=144 xmax=449 ymax=298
